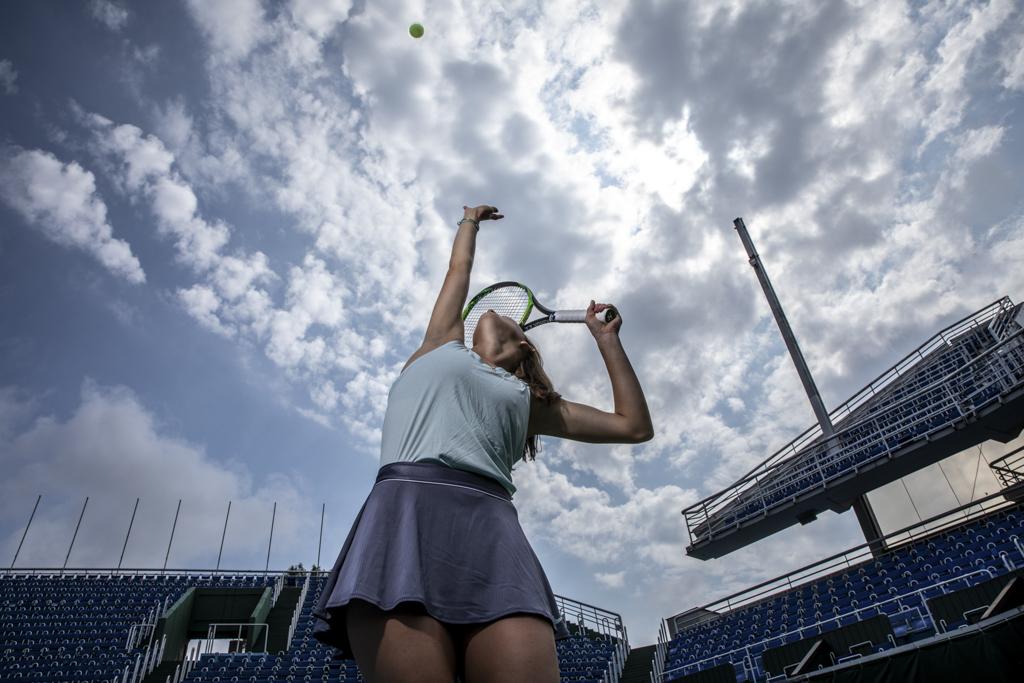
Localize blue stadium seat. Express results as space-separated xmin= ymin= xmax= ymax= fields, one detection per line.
xmin=663 ymin=502 xmax=1024 ymax=681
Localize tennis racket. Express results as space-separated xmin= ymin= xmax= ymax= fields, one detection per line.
xmin=462 ymin=281 xmax=617 ymax=344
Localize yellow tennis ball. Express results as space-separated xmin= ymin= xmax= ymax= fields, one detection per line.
xmin=409 ymin=23 xmax=424 ymax=38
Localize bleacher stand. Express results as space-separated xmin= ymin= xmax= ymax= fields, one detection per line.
xmin=660 ymin=498 xmax=1024 ymax=682
xmin=685 ymin=298 xmax=1024 ymax=558
xmin=0 ymin=570 xmax=624 ymax=682
xmin=0 ymin=573 xmax=276 ymax=682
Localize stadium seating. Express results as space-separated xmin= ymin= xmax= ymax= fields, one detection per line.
xmin=0 ymin=571 xmax=621 ymax=683
xmin=661 ymin=502 xmax=1024 ymax=682
xmin=685 ymin=298 xmax=1024 ymax=555
xmin=0 ymin=573 xmax=277 ymax=683
xmin=263 ymin=576 xmax=620 ymax=683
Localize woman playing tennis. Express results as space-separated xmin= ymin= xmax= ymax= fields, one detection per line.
xmin=312 ymin=204 xmax=654 ymax=682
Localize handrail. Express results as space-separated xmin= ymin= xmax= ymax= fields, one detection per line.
xmin=270 ymin=574 xmax=284 ymax=606
xmin=684 ymin=297 xmax=1013 ymax=510
xmin=287 ymin=571 xmax=311 ymax=648
xmin=684 ymin=322 xmax=1024 ymax=542
xmin=990 ymin=444 xmax=1024 ymax=488
xmin=205 ymin=621 xmax=270 ymax=654
xmin=670 ymin=488 xmax=1018 ymax=623
xmin=661 ymin=567 xmax=998 ymax=680
xmin=714 ymin=323 xmax=1020 ymax=519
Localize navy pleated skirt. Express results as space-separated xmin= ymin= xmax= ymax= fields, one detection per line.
xmin=311 ymin=460 xmax=571 ymax=659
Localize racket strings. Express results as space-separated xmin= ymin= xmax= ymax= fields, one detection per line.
xmin=464 ymin=285 xmax=531 ymax=343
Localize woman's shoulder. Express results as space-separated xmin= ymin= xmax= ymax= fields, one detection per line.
xmin=401 ymin=339 xmax=463 ymax=375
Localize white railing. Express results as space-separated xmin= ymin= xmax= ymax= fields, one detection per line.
xmin=205 ymin=622 xmax=270 ymax=654
xmin=125 ymin=600 xmax=161 ymax=650
xmin=652 ymin=619 xmax=670 ymax=683
xmin=682 ymin=298 xmax=1017 ymax=534
xmin=684 ymin=314 xmax=1024 ymax=548
xmin=287 ymin=572 xmax=311 ymax=647
xmin=166 ymin=654 xmax=195 ymax=683
xmin=118 ymin=632 xmax=167 ymax=683
xmin=661 ymin=568 xmax=999 ymax=681
xmin=270 ymin=573 xmax=284 ymax=606
xmin=552 ymin=593 xmax=629 ymax=683
xmin=672 ymin=489 xmax=1018 ymax=627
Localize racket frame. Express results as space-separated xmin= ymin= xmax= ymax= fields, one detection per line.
xmin=462 ymin=280 xmax=613 ymax=335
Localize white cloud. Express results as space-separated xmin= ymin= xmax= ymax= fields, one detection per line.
xmin=0 ymin=381 xmax=314 ymax=570
xmin=1000 ymin=29 xmax=1024 ymax=90
xmin=918 ymin=0 xmax=1016 ymax=149
xmin=178 ymin=284 xmax=232 ymax=337
xmin=0 ymin=59 xmax=17 ymax=94
xmin=89 ymin=0 xmax=129 ymax=31
xmin=288 ymin=0 xmax=353 ymax=38
xmin=185 ymin=0 xmax=268 ymax=61
xmin=0 ymin=147 xmax=145 ymax=284
xmin=595 ymin=570 xmax=625 ymax=588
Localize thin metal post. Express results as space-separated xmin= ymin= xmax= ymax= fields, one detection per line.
xmin=10 ymin=494 xmax=41 ymax=571
xmin=265 ymin=501 xmax=277 ymax=576
xmin=216 ymin=501 xmax=231 ymax=571
xmin=62 ymin=497 xmax=89 ymax=575
xmin=734 ymin=216 xmax=883 ymax=549
xmin=163 ymin=499 xmax=182 ymax=573
xmin=733 ymin=217 xmax=833 ymax=436
xmin=317 ymin=502 xmax=325 ymax=570
xmin=118 ymin=498 xmax=140 ymax=571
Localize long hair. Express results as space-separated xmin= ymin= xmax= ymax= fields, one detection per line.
xmin=513 ymin=333 xmax=560 ymax=461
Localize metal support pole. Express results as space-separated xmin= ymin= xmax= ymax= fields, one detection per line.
xmin=10 ymin=494 xmax=41 ymax=572
xmin=118 ymin=498 xmax=140 ymax=571
xmin=853 ymin=496 xmax=887 ymax=556
xmin=265 ymin=501 xmax=276 ymax=576
xmin=317 ymin=502 xmax=325 ymax=571
xmin=62 ymin=497 xmax=89 ymax=575
xmin=733 ymin=217 xmax=883 ymax=551
xmin=733 ymin=217 xmax=833 ymax=436
xmin=163 ymin=499 xmax=182 ymax=573
xmin=216 ymin=501 xmax=231 ymax=571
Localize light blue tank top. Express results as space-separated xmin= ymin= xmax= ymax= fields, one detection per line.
xmin=379 ymin=339 xmax=532 ymax=496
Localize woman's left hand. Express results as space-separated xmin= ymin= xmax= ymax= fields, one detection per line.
xmin=585 ymin=300 xmax=622 ymax=340
xmin=464 ymin=205 xmax=504 ymax=222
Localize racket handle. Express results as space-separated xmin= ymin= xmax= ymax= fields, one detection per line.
xmin=555 ymin=307 xmax=617 ymax=323
xmin=554 ymin=310 xmax=587 ymax=323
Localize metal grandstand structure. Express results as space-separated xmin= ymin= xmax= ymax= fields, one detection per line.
xmin=0 ymin=566 xmax=629 ymax=683
xmin=658 ymin=486 xmax=1024 ymax=682
xmin=990 ymin=443 xmax=1024 ymax=493
xmin=683 ymin=291 xmax=1024 ymax=558
xmin=656 ymin=217 xmax=1024 ymax=683
xmin=3 ymin=492 xmax=631 ymax=683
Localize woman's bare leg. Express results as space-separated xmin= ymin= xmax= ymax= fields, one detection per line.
xmin=461 ymin=613 xmax=559 ymax=683
xmin=346 ymin=598 xmax=458 ymax=682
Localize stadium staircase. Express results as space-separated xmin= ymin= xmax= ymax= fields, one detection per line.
xmin=263 ymin=585 xmax=303 ymax=654
xmin=143 ymin=658 xmax=182 ymax=683
xmin=618 ymin=644 xmax=657 ymax=683
xmin=684 ymin=297 xmax=1024 ymax=558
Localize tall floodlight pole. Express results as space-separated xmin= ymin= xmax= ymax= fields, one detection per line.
xmin=733 ymin=218 xmax=885 ymax=555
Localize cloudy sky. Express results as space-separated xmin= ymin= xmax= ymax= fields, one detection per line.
xmin=1 ymin=0 xmax=1022 ymax=646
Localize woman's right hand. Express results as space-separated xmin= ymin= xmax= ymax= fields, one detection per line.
xmin=586 ymin=300 xmax=622 ymax=340
xmin=464 ymin=205 xmax=504 ymax=222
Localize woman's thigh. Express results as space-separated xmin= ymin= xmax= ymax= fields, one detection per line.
xmin=460 ymin=613 xmax=559 ymax=683
xmin=346 ymin=598 xmax=459 ymax=682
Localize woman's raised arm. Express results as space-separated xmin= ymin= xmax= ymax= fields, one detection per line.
xmin=412 ymin=206 xmax=503 ymax=356
xmin=528 ymin=302 xmax=654 ymax=444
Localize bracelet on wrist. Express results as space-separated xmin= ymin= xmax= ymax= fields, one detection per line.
xmin=458 ymin=217 xmax=480 ymax=231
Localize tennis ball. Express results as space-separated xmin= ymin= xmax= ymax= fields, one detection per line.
xmin=409 ymin=23 xmax=424 ymax=38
